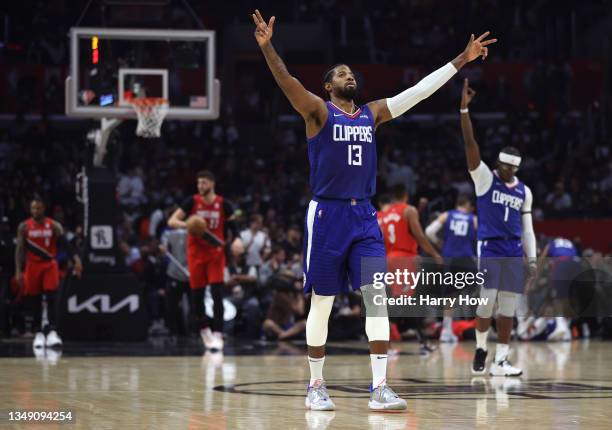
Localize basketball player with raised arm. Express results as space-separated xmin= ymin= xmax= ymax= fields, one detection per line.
xmin=460 ymin=79 xmax=537 ymax=376
xmin=253 ymin=9 xmax=496 ymax=410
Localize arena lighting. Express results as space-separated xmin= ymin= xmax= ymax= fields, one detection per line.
xmin=91 ymin=36 xmax=99 ymax=64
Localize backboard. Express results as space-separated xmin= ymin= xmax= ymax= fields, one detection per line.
xmin=65 ymin=27 xmax=220 ymax=120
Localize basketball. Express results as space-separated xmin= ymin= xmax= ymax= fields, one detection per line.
xmin=186 ymin=215 xmax=207 ymax=235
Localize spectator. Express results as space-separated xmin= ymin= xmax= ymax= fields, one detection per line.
xmin=545 ymin=181 xmax=573 ymax=216
xmin=262 ymin=276 xmax=306 ymax=341
xmin=239 ymin=213 xmax=271 ymax=269
xmin=160 ymin=228 xmax=190 ymax=336
xmin=118 ymin=167 xmax=146 ymax=208
xmin=259 ymin=245 xmax=287 ymax=286
xmin=282 ymin=225 xmax=303 ymax=262
xmin=226 ymin=239 xmax=260 ymax=338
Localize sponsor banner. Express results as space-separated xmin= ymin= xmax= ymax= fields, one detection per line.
xmin=58 ymin=273 xmax=147 ymax=341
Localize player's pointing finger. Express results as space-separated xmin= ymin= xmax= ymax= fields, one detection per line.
xmin=255 ymin=9 xmax=265 ymax=23
xmin=476 ymin=31 xmax=490 ymax=42
xmin=268 ymin=16 xmax=275 ymax=29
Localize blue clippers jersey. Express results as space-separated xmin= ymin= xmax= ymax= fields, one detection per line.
xmin=477 ymin=173 xmax=525 ymax=240
xmin=548 ymin=238 xmax=578 ymax=257
xmin=308 ymin=102 xmax=377 ymax=200
xmin=442 ymin=209 xmax=476 ymax=258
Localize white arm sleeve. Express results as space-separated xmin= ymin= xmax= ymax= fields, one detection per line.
xmin=469 ymin=161 xmax=494 ymax=196
xmin=521 ymin=186 xmax=536 ymax=262
xmin=425 ymin=219 xmax=443 ymax=242
xmin=386 ymin=62 xmax=457 ymax=118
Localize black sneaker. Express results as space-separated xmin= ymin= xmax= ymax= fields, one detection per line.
xmin=472 ymin=348 xmax=488 ymax=374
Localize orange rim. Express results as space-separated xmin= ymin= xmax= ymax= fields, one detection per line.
xmin=128 ymin=97 xmax=169 ymax=108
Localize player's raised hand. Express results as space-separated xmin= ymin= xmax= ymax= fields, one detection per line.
xmin=252 ymin=9 xmax=275 ymax=47
xmin=463 ymin=31 xmax=497 ymax=62
xmin=461 ymin=78 xmax=476 ymax=108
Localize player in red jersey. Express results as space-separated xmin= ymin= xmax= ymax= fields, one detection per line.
xmin=378 ymin=185 xmax=442 ymax=281
xmin=168 ymin=170 xmax=236 ymax=351
xmin=378 ymin=185 xmax=442 ymax=354
xmin=15 ymin=197 xmax=83 ymax=349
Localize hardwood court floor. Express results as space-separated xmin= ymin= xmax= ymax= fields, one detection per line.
xmin=1 ymin=341 xmax=612 ymax=429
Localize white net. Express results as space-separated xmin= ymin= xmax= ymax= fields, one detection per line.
xmin=130 ymin=98 xmax=169 ymax=138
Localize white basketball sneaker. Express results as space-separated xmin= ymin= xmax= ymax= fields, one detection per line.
xmin=200 ymin=327 xmax=214 ymax=349
xmin=33 ymin=332 xmax=45 ymax=349
xmin=305 ymin=380 xmax=336 ymax=411
xmin=489 ymin=359 xmax=522 ymax=377
xmin=368 ymin=384 xmax=408 ymax=411
xmin=45 ymin=330 xmax=63 ymax=348
xmin=548 ymin=319 xmax=572 ymax=341
xmin=439 ymin=328 xmax=458 ymax=343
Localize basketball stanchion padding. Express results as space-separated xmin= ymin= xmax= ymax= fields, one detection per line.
xmin=129 ymin=97 xmax=169 ymax=138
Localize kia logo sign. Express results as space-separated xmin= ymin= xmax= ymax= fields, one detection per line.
xmin=67 ymin=294 xmax=139 ymax=313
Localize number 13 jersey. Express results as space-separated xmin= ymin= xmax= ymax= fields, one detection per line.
xmin=308 ymin=102 xmax=377 ymax=200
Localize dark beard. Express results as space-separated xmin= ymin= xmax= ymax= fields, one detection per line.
xmin=338 ymin=85 xmax=357 ymax=99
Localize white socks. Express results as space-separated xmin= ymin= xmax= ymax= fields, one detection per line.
xmin=495 ymin=343 xmax=509 ymax=363
xmin=476 ymin=329 xmax=488 ymax=351
xmin=308 ymin=356 xmax=325 ymax=386
xmin=370 ymin=354 xmax=388 ymax=388
xmin=555 ymin=317 xmax=568 ymax=330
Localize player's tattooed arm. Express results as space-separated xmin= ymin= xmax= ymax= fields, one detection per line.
xmin=460 ymin=78 xmax=481 ymax=171
xmin=252 ymin=10 xmax=327 ymax=131
xmin=14 ymin=222 xmax=26 ymax=285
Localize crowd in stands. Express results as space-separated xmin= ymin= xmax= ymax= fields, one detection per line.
xmin=1 ymin=0 xmax=611 ymax=341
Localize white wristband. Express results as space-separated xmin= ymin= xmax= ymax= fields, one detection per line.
xmin=460 ymin=108 xmax=469 ymax=114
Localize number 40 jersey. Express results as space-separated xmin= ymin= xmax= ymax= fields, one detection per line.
xmin=442 ymin=209 xmax=477 ymax=258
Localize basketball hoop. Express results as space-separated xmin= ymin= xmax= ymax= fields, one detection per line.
xmin=129 ymin=97 xmax=169 ymax=138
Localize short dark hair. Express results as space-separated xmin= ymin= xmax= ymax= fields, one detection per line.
xmin=500 ymin=146 xmax=521 ymax=157
xmin=197 ymin=170 xmax=215 ymax=182
xmin=322 ymin=63 xmax=348 ymax=97
xmin=390 ymin=184 xmax=408 ymax=201
xmin=378 ymin=193 xmax=391 ymax=206
xmin=249 ymin=213 xmax=263 ymax=224
xmin=323 ymin=64 xmax=345 ymax=86
xmin=31 ymin=195 xmax=45 ymax=205
xmin=456 ymin=194 xmax=472 ymax=207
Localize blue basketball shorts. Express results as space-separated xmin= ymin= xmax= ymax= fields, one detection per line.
xmin=550 ymin=257 xmax=582 ymax=299
xmin=303 ymin=198 xmax=386 ymax=296
xmin=477 ymin=238 xmax=526 ymax=293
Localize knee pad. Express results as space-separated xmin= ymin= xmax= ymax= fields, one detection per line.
xmin=365 ymin=316 xmax=389 ymax=342
xmin=306 ymin=292 xmax=335 ymax=347
xmin=476 ymin=287 xmax=498 ymax=318
xmin=496 ymin=291 xmax=520 ymax=318
xmin=360 ymin=284 xmax=389 ymax=318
